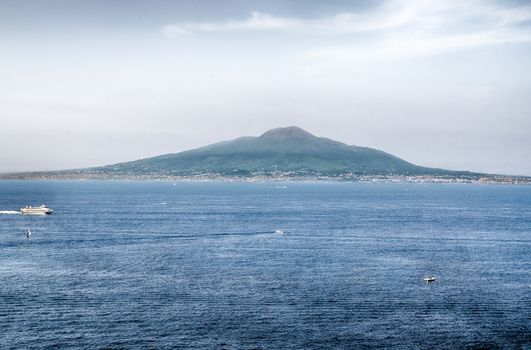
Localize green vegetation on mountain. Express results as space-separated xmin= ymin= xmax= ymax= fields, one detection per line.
xmin=89 ymin=126 xmax=469 ymax=177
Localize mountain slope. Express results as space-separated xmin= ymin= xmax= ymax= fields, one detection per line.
xmin=89 ymin=126 xmax=464 ymax=177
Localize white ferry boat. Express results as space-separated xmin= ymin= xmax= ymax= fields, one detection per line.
xmin=20 ymin=205 xmax=53 ymax=215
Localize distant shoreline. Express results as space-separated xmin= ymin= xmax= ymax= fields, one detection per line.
xmin=1 ymin=173 xmax=529 ymax=184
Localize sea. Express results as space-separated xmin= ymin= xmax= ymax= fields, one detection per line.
xmin=0 ymin=180 xmax=529 ymax=349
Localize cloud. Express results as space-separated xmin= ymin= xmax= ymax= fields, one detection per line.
xmin=163 ymin=1 xmax=531 ymax=35
xmin=301 ymin=0 xmax=531 ymax=70
xmin=161 ymin=2 xmax=417 ymax=38
xmin=301 ymin=29 xmax=531 ymax=75
xmin=162 ymin=11 xmax=301 ymax=38
xmin=161 ymin=0 xmax=531 ymax=66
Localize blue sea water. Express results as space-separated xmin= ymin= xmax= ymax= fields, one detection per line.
xmin=0 ymin=180 xmax=529 ymax=349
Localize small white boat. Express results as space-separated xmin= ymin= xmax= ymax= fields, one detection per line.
xmin=20 ymin=205 xmax=53 ymax=215
xmin=423 ymin=276 xmax=435 ymax=282
xmin=26 ymin=230 xmax=32 ymax=238
xmin=274 ymin=229 xmax=284 ymax=235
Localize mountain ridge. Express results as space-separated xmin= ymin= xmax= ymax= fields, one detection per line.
xmin=89 ymin=126 xmax=465 ymax=176
xmin=2 ymin=126 xmax=529 ymax=183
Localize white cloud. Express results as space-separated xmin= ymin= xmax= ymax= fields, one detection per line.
xmin=161 ymin=0 xmax=531 ymax=64
xmin=162 ymin=11 xmax=302 ymax=37
xmin=303 ymin=28 xmax=531 ymax=70
xmin=300 ymin=1 xmax=531 ymax=70
xmin=161 ymin=2 xmax=416 ymax=37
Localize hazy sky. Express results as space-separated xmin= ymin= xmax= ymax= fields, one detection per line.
xmin=1 ymin=0 xmax=531 ymax=175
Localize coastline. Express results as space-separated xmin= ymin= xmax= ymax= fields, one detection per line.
xmin=0 ymin=172 xmax=529 ymax=184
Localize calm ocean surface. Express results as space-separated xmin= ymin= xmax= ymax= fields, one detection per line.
xmin=0 ymin=181 xmax=529 ymax=349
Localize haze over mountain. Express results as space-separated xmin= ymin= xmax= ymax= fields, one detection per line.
xmin=85 ymin=126 xmax=466 ymax=177
xmin=4 ymin=126 xmax=530 ymax=183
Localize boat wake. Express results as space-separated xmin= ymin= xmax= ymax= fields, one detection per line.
xmin=0 ymin=210 xmax=20 ymax=215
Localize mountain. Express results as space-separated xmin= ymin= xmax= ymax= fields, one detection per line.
xmin=85 ymin=126 xmax=469 ymax=178
xmin=4 ymin=126 xmax=529 ymax=183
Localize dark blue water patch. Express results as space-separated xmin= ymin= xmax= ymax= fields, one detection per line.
xmin=0 ymin=180 xmax=530 ymax=349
